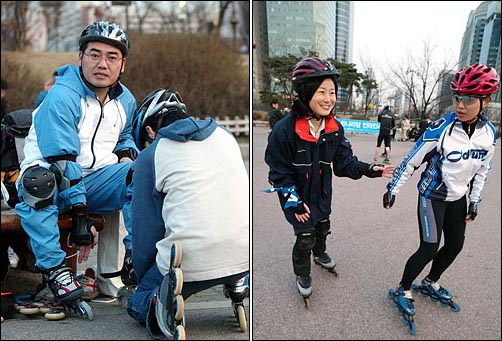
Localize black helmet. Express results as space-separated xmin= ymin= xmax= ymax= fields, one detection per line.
xmin=132 ymin=89 xmax=187 ymax=150
xmin=79 ymin=21 xmax=129 ymax=57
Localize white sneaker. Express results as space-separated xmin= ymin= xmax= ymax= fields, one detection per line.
xmin=7 ymin=247 xmax=19 ymax=269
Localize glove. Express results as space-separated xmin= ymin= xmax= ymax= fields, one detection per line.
xmin=467 ymin=202 xmax=478 ymax=221
xmin=383 ymin=191 xmax=396 ymax=208
xmin=70 ymin=203 xmax=93 ymax=246
xmin=358 ymin=162 xmax=384 ymax=178
xmin=293 ymin=201 xmax=308 ymax=215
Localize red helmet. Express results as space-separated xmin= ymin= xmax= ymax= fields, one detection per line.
xmin=291 ymin=57 xmax=340 ymax=92
xmin=450 ymin=63 xmax=499 ymax=96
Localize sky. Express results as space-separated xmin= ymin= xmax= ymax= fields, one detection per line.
xmin=352 ymin=1 xmax=484 ymax=79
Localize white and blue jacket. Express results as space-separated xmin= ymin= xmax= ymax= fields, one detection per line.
xmin=19 ymin=64 xmax=137 ymax=204
xmin=387 ymin=112 xmax=496 ymax=203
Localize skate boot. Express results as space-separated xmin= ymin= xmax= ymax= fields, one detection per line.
xmin=25 ymin=264 xmax=94 ymax=321
xmin=412 ymin=277 xmax=460 ymax=312
xmin=313 ymin=252 xmax=338 ymax=276
xmin=155 ymin=241 xmax=185 ymax=340
xmin=296 ymin=275 xmax=312 ymax=310
xmin=388 ymin=286 xmax=416 ymax=335
xmin=223 ymin=274 xmax=249 ymax=332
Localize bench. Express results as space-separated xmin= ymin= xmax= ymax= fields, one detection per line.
xmin=1 ymin=209 xmax=105 ymax=273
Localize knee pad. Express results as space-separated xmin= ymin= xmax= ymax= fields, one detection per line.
xmin=296 ymin=232 xmax=315 ymax=252
xmin=21 ymin=165 xmax=56 ymax=209
xmin=316 ymin=219 xmax=331 ymax=239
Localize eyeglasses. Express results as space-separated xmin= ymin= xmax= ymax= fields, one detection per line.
xmin=452 ymin=94 xmax=485 ymax=105
xmin=83 ymin=52 xmax=123 ymax=65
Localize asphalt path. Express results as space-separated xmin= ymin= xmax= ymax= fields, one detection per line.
xmin=251 ymin=126 xmax=501 ymax=340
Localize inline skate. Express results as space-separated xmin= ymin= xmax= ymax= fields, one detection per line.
xmin=313 ymin=253 xmax=338 ymax=276
xmin=296 ymin=275 xmax=312 ymax=310
xmin=223 ymin=274 xmax=249 ymax=332
xmin=153 ymin=241 xmax=185 ymax=340
xmin=388 ymin=286 xmax=416 ymax=335
xmin=411 ymin=277 xmax=460 ymax=312
xmin=102 ymin=248 xmax=138 ymax=307
xmin=16 ymin=265 xmax=93 ymax=321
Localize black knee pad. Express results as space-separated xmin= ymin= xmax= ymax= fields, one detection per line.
xmin=20 ymin=165 xmax=56 ymax=209
xmin=296 ymin=232 xmax=315 ymax=252
xmin=316 ymin=219 xmax=331 ymax=239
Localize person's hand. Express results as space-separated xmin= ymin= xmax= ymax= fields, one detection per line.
xmin=379 ymin=164 xmax=395 ymax=178
xmin=383 ymin=191 xmax=396 ymax=209
xmin=294 ymin=201 xmax=311 ymax=223
xmin=465 ymin=202 xmax=478 ymax=222
xmin=119 ymin=157 xmax=133 ymax=163
xmin=77 ymin=225 xmax=98 ymax=263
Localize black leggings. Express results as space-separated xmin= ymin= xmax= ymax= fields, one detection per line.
xmin=400 ymin=194 xmax=467 ymax=290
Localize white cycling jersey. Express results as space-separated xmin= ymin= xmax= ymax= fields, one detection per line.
xmin=387 ymin=112 xmax=496 ymax=203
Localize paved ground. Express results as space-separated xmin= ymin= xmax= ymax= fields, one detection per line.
xmin=252 ymin=127 xmax=501 ymax=340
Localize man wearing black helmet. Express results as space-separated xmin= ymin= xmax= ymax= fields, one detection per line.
xmin=264 ymin=56 xmax=394 ymax=307
xmin=14 ymin=21 xmax=138 ymax=303
xmin=127 ymin=88 xmax=249 ymax=339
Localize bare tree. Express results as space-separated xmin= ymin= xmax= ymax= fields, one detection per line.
xmin=132 ymin=1 xmax=162 ymax=34
xmin=387 ymin=39 xmax=456 ymax=121
xmin=1 ymin=1 xmax=29 ymax=51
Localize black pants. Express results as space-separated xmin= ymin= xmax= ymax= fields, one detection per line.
xmin=292 ymin=219 xmax=331 ymax=276
xmin=400 ymin=194 xmax=467 ymax=290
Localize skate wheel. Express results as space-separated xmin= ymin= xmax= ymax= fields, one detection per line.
xmin=20 ymin=307 xmax=40 ymax=315
xmin=174 ymin=295 xmax=184 ymax=321
xmin=39 ymin=307 xmax=51 ymax=314
xmin=78 ymin=300 xmax=94 ymax=321
xmin=304 ymin=297 xmax=311 ymax=310
xmin=45 ymin=311 xmax=65 ymax=321
xmin=173 ymin=268 xmax=184 ymax=295
xmin=235 ymin=304 xmax=247 ymax=332
xmin=174 ymin=325 xmax=186 ymax=340
xmin=171 ymin=241 xmax=182 ymax=268
xmin=450 ymin=301 xmax=461 ymax=313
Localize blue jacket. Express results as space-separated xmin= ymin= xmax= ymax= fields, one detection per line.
xmin=265 ymin=114 xmax=366 ymax=232
xmin=20 ymin=64 xmax=137 ymax=206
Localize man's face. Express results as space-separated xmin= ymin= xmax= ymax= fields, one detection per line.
xmin=79 ymin=41 xmax=126 ymax=89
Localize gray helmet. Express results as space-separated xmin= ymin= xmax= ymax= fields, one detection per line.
xmin=79 ymin=21 xmax=129 ymax=57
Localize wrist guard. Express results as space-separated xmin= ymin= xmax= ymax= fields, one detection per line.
xmin=468 ymin=202 xmax=478 ymax=220
xmin=358 ymin=161 xmax=384 ymax=178
xmin=71 ymin=203 xmax=93 ymax=246
xmin=115 ymin=148 xmax=138 ymax=161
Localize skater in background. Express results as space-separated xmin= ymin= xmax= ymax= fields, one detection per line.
xmin=373 ymin=105 xmax=395 ymax=164
xmin=127 ymin=88 xmax=249 ymax=338
xmin=383 ymin=63 xmax=499 ymax=318
xmin=264 ymin=57 xmax=394 ymax=301
xmin=14 ymin=21 xmax=138 ymax=303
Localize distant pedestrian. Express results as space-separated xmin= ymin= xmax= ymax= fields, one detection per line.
xmin=268 ymin=99 xmax=284 ymax=130
xmin=373 ymin=105 xmax=395 ymax=164
xmin=383 ymin=63 xmax=499 ymax=331
xmin=400 ymin=115 xmax=410 ymax=141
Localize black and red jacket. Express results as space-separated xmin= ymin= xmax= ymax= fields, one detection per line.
xmin=265 ymin=114 xmax=367 ymax=232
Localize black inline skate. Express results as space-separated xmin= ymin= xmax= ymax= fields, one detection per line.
xmin=388 ymin=286 xmax=416 ymax=335
xmin=411 ymin=277 xmax=460 ymax=312
xmin=313 ymin=252 xmax=338 ymax=276
xmin=296 ymin=275 xmax=312 ymax=310
xmin=223 ymin=274 xmax=249 ymax=332
xmin=154 ymin=241 xmax=185 ymax=340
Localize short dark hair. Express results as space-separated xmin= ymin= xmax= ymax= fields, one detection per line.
xmin=271 ymin=99 xmax=279 ymax=106
xmin=1 ymin=78 xmax=8 ymax=90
